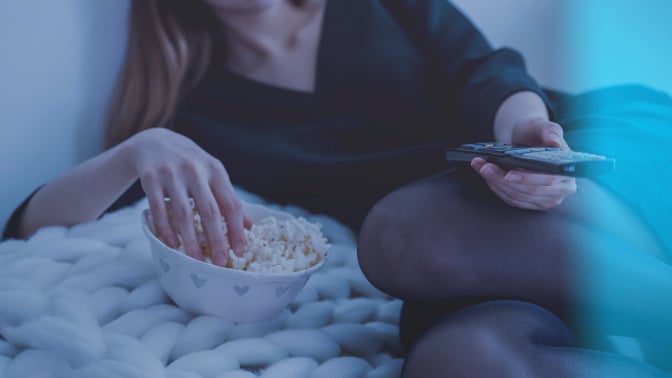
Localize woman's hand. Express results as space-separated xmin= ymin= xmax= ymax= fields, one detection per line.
xmin=123 ymin=128 xmax=247 ymax=266
xmin=472 ymin=117 xmax=577 ymax=211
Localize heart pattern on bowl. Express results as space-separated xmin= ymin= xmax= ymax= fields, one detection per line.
xmin=233 ymin=285 xmax=250 ymax=296
xmin=160 ymin=259 xmax=170 ymax=273
xmin=190 ymin=273 xmax=207 ymax=288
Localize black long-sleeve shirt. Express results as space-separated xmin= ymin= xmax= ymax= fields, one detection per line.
xmin=3 ymin=0 xmax=551 ymax=238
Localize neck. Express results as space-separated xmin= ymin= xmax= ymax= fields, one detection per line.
xmin=210 ymin=0 xmax=324 ymax=75
xmin=212 ymin=1 xmax=308 ymax=57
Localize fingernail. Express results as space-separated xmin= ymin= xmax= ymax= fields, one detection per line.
xmin=164 ymin=235 xmax=178 ymax=248
xmin=480 ymin=165 xmax=494 ymax=177
xmin=549 ymin=131 xmax=562 ymax=145
xmin=505 ymin=172 xmax=523 ymax=183
xmin=234 ymin=242 xmax=244 ymax=256
xmin=215 ymin=252 xmax=228 ymax=266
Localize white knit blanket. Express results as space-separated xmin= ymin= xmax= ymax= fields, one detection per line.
xmin=0 ymin=192 xmax=404 ymax=378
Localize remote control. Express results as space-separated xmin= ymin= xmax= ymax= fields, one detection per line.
xmin=445 ymin=142 xmax=615 ymax=177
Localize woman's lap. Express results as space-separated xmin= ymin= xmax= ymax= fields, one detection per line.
xmin=376 ymin=168 xmax=665 ymax=349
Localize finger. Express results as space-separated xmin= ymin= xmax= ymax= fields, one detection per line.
xmin=503 ymin=175 xmax=577 ymax=197
xmin=470 ymin=157 xmax=487 ymax=173
xmin=243 ymin=216 xmax=253 ymax=230
xmin=166 ymin=183 xmax=204 ymax=261
xmin=141 ymin=173 xmax=178 ymax=248
xmin=479 ymin=164 xmax=576 ymax=209
xmin=476 ymin=162 xmax=507 ymax=181
xmin=491 ymin=180 xmax=566 ymax=210
xmin=490 ymin=174 xmax=576 ymax=209
xmin=210 ymin=171 xmax=246 ymax=256
xmin=478 ymin=162 xmax=566 ymax=190
xmin=494 ymin=174 xmax=577 ymax=200
xmin=495 ymin=180 xmax=568 ymax=209
xmin=542 ymin=122 xmax=570 ymax=150
xmin=191 ymin=182 xmax=230 ymax=267
xmin=484 ymin=181 xmax=544 ymax=210
xmin=475 ymin=160 xmax=574 ymax=210
xmin=503 ymin=170 xmax=569 ymax=186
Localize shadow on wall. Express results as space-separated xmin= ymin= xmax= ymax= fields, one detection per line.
xmin=74 ymin=0 xmax=129 ymax=162
xmin=451 ymin=0 xmax=568 ymax=93
xmin=0 ymin=0 xmax=129 ymax=233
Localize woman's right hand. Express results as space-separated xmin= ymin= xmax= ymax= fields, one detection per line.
xmin=123 ymin=128 xmax=246 ymax=266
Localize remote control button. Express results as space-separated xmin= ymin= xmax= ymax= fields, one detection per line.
xmin=522 ymin=150 xmax=604 ymax=162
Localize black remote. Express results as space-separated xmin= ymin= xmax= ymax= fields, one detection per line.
xmin=445 ymin=142 xmax=615 ymax=177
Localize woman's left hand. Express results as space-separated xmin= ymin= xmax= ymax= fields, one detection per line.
xmin=471 ymin=117 xmax=577 ymax=211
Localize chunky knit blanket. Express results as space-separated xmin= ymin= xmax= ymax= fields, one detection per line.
xmin=0 ymin=191 xmax=404 ymax=378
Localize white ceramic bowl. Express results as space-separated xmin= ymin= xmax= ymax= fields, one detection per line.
xmin=141 ymin=203 xmax=327 ymax=322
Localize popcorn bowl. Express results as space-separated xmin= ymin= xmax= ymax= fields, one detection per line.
xmin=141 ymin=203 xmax=328 ymax=322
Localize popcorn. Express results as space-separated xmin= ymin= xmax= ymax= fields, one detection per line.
xmin=228 ymin=216 xmax=330 ymax=273
xmin=162 ymin=200 xmax=330 ymax=272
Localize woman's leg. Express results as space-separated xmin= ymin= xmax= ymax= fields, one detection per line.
xmin=357 ymin=169 xmax=672 ymax=370
xmin=402 ymin=300 xmax=669 ymax=378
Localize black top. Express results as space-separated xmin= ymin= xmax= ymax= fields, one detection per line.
xmin=3 ymin=0 xmax=551 ymax=238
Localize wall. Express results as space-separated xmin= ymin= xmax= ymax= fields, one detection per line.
xmin=452 ymin=0 xmax=672 ymax=94
xmin=0 ymin=0 xmax=129 ymax=232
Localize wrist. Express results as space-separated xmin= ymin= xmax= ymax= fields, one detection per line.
xmin=113 ymin=133 xmax=142 ymax=180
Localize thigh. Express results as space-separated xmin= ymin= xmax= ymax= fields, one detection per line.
xmin=393 ymin=168 xmax=664 ymax=261
xmin=358 ymin=168 xmax=666 ymax=296
xmin=358 ymin=167 xmax=667 ymax=323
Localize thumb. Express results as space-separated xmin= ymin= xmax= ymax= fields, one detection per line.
xmin=543 ymin=122 xmax=570 ymax=150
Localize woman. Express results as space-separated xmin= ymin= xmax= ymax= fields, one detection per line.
xmin=4 ymin=0 xmax=671 ymax=376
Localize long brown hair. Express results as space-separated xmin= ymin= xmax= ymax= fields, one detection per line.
xmin=105 ymin=0 xmax=217 ymax=148
xmin=106 ymin=0 xmax=310 ymax=148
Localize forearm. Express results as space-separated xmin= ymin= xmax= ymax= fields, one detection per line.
xmin=493 ymin=91 xmax=549 ymax=143
xmin=18 ymin=142 xmax=138 ymax=238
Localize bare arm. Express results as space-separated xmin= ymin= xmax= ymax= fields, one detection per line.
xmin=16 ymin=128 xmax=247 ymax=267
xmin=18 ymin=141 xmax=137 ymax=238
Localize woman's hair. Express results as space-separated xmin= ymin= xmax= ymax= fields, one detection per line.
xmin=106 ymin=0 xmax=310 ymax=148
xmin=105 ymin=0 xmax=217 ymax=148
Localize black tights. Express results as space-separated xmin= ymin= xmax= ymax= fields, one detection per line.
xmin=401 ymin=300 xmax=668 ymax=378
xmin=357 ymin=169 xmax=671 ymax=377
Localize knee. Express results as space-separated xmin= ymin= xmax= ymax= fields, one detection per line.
xmin=357 ymin=183 xmax=477 ymax=297
xmin=357 ymin=190 xmax=406 ymax=273
xmin=356 ymin=192 xmax=401 ymax=291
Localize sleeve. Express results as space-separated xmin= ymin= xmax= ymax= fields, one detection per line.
xmin=381 ymin=0 xmax=556 ymax=141
xmin=2 ymin=186 xmax=42 ymax=241
xmin=1 ymin=181 xmax=145 ymax=241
